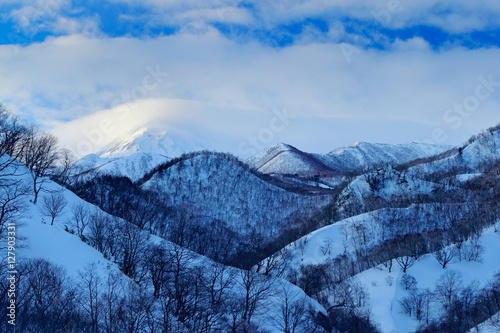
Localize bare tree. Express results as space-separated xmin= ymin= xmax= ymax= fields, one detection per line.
xmin=400 ymin=274 xmax=418 ymax=291
xmin=118 ymin=281 xmax=155 ymax=333
xmin=238 ymin=269 xmax=274 ymax=327
xmin=129 ymin=191 xmax=158 ymax=230
xmin=255 ymin=247 xmax=291 ymax=278
xmin=40 ymin=192 xmax=67 ymax=225
xmin=52 ymin=148 xmax=76 ymax=187
xmin=101 ymin=271 xmax=124 ymax=333
xmin=267 ymin=285 xmax=311 ymax=333
xmin=78 ymin=264 xmax=102 ymax=333
xmin=145 ymin=244 xmax=171 ymax=298
xmin=20 ymin=127 xmax=61 ymax=204
xmin=0 ymin=179 xmax=29 ymax=242
xmin=204 ymin=261 xmax=235 ymax=310
xmin=382 ymin=259 xmax=393 ymax=273
xmin=435 ymin=246 xmax=455 ymax=269
xmin=399 ymin=288 xmax=432 ymax=322
xmin=462 ymin=236 xmax=484 ymax=262
xmin=435 ymin=270 xmax=463 ymax=312
xmin=162 ymin=243 xmax=196 ymax=322
xmin=0 ymin=105 xmax=28 ymax=176
xmin=395 ymin=255 xmax=416 ymax=274
xmin=88 ymin=209 xmax=109 ymax=254
xmin=116 ymin=218 xmax=149 ymax=279
xmin=330 ymin=278 xmax=368 ymax=310
xmin=16 ymin=259 xmax=79 ymax=332
xmin=70 ymin=202 xmax=91 ymax=238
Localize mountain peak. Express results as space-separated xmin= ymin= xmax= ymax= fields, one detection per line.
xmin=76 ymin=127 xmax=206 ymax=181
xmin=349 ymin=141 xmax=360 ymax=147
xmin=271 ymin=142 xmax=298 ymax=152
xmin=98 ymin=127 xmax=205 ymax=160
xmin=99 ymin=127 xmax=157 ymax=158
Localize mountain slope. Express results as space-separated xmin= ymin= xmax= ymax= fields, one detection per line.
xmin=2 ymin=155 xmax=327 ymax=332
xmin=142 ymin=152 xmax=331 ymax=240
xmin=257 ymin=126 xmax=500 ymax=333
xmin=406 ymin=127 xmax=500 ymax=177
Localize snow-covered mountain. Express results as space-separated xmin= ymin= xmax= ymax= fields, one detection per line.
xmin=317 ymin=141 xmax=455 ymax=172
xmin=247 ymin=141 xmax=454 ymax=176
xmin=246 ymin=143 xmax=335 ymax=175
xmin=75 ymin=127 xmax=205 ymax=181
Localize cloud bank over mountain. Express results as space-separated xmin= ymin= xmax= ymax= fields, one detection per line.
xmin=0 ymin=1 xmax=499 ymax=157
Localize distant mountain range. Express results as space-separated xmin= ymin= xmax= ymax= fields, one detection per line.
xmin=75 ymin=127 xmax=454 ymax=184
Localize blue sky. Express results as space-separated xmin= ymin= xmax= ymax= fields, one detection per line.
xmin=0 ymin=0 xmax=499 ymax=157
xmin=2 ymin=1 xmax=500 ymax=49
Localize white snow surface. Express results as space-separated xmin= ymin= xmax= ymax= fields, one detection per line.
xmin=456 ymin=173 xmax=483 ymax=182
xmin=277 ymin=215 xmax=500 ymax=333
xmin=469 ymin=312 xmax=500 ymax=333
xmin=356 ymin=227 xmax=500 ymax=333
xmin=266 ymin=211 xmax=382 ymax=275
xmin=7 ymin=161 xmax=123 ymax=281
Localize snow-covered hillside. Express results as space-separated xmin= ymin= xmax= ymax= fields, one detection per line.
xmin=263 ymin=203 xmax=480 ymax=277
xmin=407 ymin=128 xmax=500 ymax=176
xmin=2 ymin=154 xmax=327 ymax=332
xmin=142 ymin=152 xmax=331 ymax=239
xmin=356 ymin=227 xmax=500 ymax=333
xmin=14 ymin=115 xmax=497 ymax=332
xmin=246 ymin=143 xmax=335 ymax=175
xmin=256 ymin=124 xmax=500 ymax=332
xmin=0 ymin=156 xmax=121 ymax=281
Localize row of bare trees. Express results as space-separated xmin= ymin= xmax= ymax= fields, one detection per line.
xmin=60 ymin=194 xmax=325 ymax=332
xmin=0 ymin=252 xmax=322 ymax=333
xmin=0 ymin=105 xmax=72 ymax=209
xmin=397 ymin=271 xmax=500 ymax=333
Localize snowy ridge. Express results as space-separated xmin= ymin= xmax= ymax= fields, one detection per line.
xmin=247 ymin=141 xmax=454 ymax=177
xmin=316 ymin=142 xmax=455 ymax=173
xmin=0 ymin=156 xmax=125 ymax=281
xmin=263 ymin=205 xmax=500 ymax=332
xmin=246 ymin=143 xmax=334 ymax=175
xmin=256 ymin=127 xmax=500 ymax=332
xmin=407 ymin=129 xmax=500 ymax=175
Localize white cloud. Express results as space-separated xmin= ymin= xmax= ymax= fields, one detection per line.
xmin=390 ymin=37 xmax=431 ymax=52
xmin=4 ymin=0 xmax=100 ymax=37
xmin=107 ymin=0 xmax=500 ymax=34
xmin=1 ymin=32 xmax=499 ymax=158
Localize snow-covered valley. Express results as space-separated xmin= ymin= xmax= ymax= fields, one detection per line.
xmin=1 ymin=107 xmax=499 ymax=332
